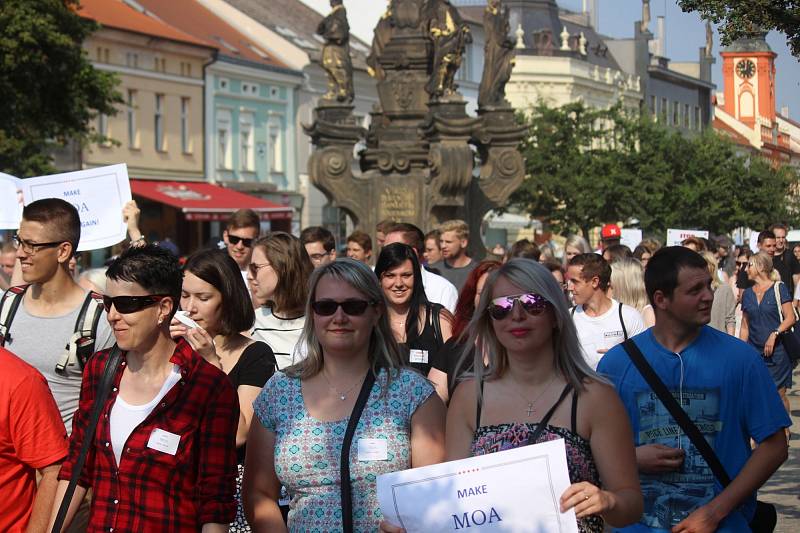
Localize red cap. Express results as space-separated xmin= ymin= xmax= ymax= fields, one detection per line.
xmin=601 ymin=224 xmax=621 ymax=239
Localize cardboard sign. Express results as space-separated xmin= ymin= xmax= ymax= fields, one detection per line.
xmin=666 ymin=229 xmax=709 ymax=247
xmin=21 ymin=164 xmax=131 ymax=251
xmin=0 ymin=173 xmax=23 ymax=229
xmin=620 ymin=228 xmax=642 ymax=250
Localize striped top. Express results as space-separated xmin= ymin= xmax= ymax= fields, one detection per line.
xmin=251 ymin=307 xmax=306 ymax=370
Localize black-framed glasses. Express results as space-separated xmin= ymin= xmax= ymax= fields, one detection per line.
xmin=487 ymin=292 xmax=550 ymax=320
xmin=13 ymin=233 xmax=64 ymax=255
xmin=309 ymin=251 xmax=332 ymax=262
xmin=248 ymin=262 xmax=271 ymax=276
xmin=311 ymin=299 xmax=376 ymax=316
xmin=102 ymin=294 xmax=170 ymax=314
xmin=228 ymin=235 xmax=254 ymax=247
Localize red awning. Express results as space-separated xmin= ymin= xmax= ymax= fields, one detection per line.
xmin=131 ymin=179 xmax=293 ymax=221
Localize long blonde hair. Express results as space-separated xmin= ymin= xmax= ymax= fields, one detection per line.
xmin=699 ymin=251 xmax=720 ymax=289
xmin=610 ymin=258 xmax=649 ymax=313
xmin=460 ymin=259 xmax=603 ymax=394
xmin=750 ymin=251 xmax=781 ymax=282
xmin=285 ymin=259 xmax=403 ymax=390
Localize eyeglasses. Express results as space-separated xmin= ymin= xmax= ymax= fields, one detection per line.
xmin=102 ymin=294 xmax=170 ymax=314
xmin=309 ymin=252 xmax=331 ymax=262
xmin=227 ymin=235 xmax=254 ymax=247
xmin=13 ymin=234 xmax=64 ymax=255
xmin=311 ymin=299 xmax=376 ymax=316
xmin=248 ymin=262 xmax=271 ymax=276
xmin=487 ymin=292 xmax=550 ymax=320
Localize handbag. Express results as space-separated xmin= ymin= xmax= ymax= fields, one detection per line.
xmin=339 ymin=368 xmax=377 ymax=533
xmin=621 ymin=340 xmax=777 ymax=533
xmin=51 ymin=345 xmax=123 ymax=533
xmin=772 ymin=282 xmax=800 ymax=367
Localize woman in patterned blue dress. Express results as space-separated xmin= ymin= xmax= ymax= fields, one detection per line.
xmin=243 ymin=259 xmax=446 ymax=532
xmin=444 ymin=259 xmax=643 ymax=532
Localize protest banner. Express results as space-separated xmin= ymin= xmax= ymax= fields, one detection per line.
xmin=620 ymin=228 xmax=643 ymax=250
xmin=666 ymin=229 xmax=709 ymax=247
xmin=0 ymin=173 xmax=23 ymax=229
xmin=21 ymin=164 xmax=131 ymax=251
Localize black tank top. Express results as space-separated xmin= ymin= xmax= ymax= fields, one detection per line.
xmin=400 ymin=303 xmax=444 ymax=375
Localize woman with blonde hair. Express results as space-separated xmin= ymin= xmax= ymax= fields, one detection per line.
xmin=740 ymin=251 xmax=795 ymax=424
xmin=563 ymin=234 xmax=592 ymax=267
xmin=610 ymin=258 xmax=655 ymax=328
xmin=244 ymin=259 xmax=445 ymax=532
xmin=440 ymin=259 xmax=642 ymax=532
xmin=700 ymin=251 xmax=736 ymax=335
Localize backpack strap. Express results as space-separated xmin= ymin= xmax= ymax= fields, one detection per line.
xmin=0 ymin=284 xmax=30 ymax=347
xmin=55 ymin=292 xmax=105 ymax=375
xmin=618 ymin=302 xmax=628 ymax=340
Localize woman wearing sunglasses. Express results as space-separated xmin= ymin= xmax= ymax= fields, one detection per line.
xmin=170 ymin=249 xmax=276 ymax=532
xmin=243 ymin=259 xmax=446 ymax=532
xmin=442 ymin=259 xmax=642 ymax=532
xmin=50 ymin=244 xmax=239 ymax=532
xmin=374 ymin=243 xmax=453 ymax=378
xmin=249 ymin=232 xmax=313 ymax=370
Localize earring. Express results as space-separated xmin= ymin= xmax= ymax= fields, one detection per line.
xmin=158 ymin=318 xmax=163 ymax=325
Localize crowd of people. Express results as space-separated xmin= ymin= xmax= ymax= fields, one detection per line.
xmin=0 ymin=201 xmax=793 ymax=533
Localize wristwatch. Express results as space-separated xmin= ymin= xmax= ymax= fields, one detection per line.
xmin=773 ymin=329 xmax=782 ymax=336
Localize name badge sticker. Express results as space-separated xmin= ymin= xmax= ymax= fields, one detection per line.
xmin=409 ymin=349 xmax=428 ymax=364
xmin=358 ymin=438 xmax=388 ymax=461
xmin=147 ymin=428 xmax=181 ymax=455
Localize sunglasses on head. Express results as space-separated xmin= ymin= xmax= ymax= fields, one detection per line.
xmin=487 ymin=292 xmax=550 ymax=320
xmin=102 ymin=294 xmax=170 ymax=314
xmin=311 ymin=299 xmax=376 ymax=316
xmin=228 ymin=235 xmax=254 ymax=247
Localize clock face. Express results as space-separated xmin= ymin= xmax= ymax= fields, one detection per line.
xmin=736 ymin=59 xmax=756 ymax=79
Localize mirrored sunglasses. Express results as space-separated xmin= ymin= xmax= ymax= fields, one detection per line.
xmin=487 ymin=292 xmax=550 ymax=320
xmin=102 ymin=294 xmax=170 ymax=314
xmin=311 ymin=299 xmax=375 ymax=316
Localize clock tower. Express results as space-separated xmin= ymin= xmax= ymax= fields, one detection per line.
xmin=720 ymin=33 xmax=776 ymax=127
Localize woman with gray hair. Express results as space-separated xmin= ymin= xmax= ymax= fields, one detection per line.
xmin=444 ymin=259 xmax=642 ymax=532
xmin=243 ymin=259 xmax=446 ymax=532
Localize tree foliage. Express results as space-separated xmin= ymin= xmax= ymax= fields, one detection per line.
xmin=510 ymin=102 xmax=798 ymax=239
xmin=0 ymin=0 xmax=121 ymax=177
xmin=677 ymin=0 xmax=800 ymax=58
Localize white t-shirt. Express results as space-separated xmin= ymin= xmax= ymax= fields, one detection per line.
xmin=252 ymin=308 xmax=306 ymax=370
xmin=571 ymin=299 xmax=646 ymax=370
xmin=109 ymin=365 xmax=182 ymax=465
xmin=421 ymin=267 xmax=458 ymax=313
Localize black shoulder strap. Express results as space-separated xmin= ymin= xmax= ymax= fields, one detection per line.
xmin=526 ymin=384 xmax=574 ymax=446
xmin=431 ymin=303 xmax=444 ymax=346
xmin=618 ymin=302 xmax=628 ymax=340
xmin=571 ymin=305 xmax=577 ymax=317
xmin=476 ymin=378 xmax=485 ymax=429
xmin=51 ymin=345 xmax=124 ymax=533
xmin=621 ymin=339 xmax=732 ymax=486
xmin=570 ymin=389 xmax=579 ymax=435
xmin=0 ymin=284 xmax=29 ymax=346
xmin=340 ymin=369 xmax=377 ymax=533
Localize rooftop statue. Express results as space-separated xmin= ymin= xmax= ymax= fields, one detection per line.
xmin=478 ymin=0 xmax=515 ymax=108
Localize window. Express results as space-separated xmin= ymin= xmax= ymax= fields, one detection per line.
xmin=219 ymin=78 xmax=229 ymax=91
xmin=180 ymin=62 xmax=192 ymax=77
xmin=268 ymin=120 xmax=283 ymax=173
xmin=154 ymin=57 xmax=166 ymax=73
xmin=155 ymin=94 xmax=165 ymax=151
xmin=649 ymin=95 xmax=657 ymax=118
xmin=98 ymin=113 xmax=108 ymax=137
xmin=241 ymin=82 xmax=259 ymax=96
xmin=180 ymin=97 xmax=190 ymax=153
xmin=270 ymin=86 xmax=280 ymax=98
xmin=126 ymin=52 xmax=138 ymax=68
xmin=96 ymin=47 xmax=109 ymax=63
xmin=672 ymin=101 xmax=679 ymax=126
xmin=683 ymin=104 xmax=690 ymax=129
xmin=127 ymin=89 xmax=138 ymax=148
xmin=660 ymin=97 xmax=667 ymax=123
xmin=694 ymin=106 xmax=701 ymax=131
xmin=217 ymin=110 xmax=232 ymax=169
xmin=240 ymin=112 xmax=254 ymax=171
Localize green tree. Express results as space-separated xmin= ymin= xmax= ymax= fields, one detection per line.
xmin=511 ymin=102 xmax=798 ymax=238
xmin=678 ymin=0 xmax=800 ymax=57
xmin=0 ymin=0 xmax=120 ymax=177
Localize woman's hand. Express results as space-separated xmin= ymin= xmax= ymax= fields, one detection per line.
xmin=122 ymin=200 xmax=143 ymax=244
xmin=169 ymin=318 xmax=220 ymax=367
xmin=560 ymin=481 xmax=616 ymax=519
xmin=764 ymin=332 xmax=776 ymax=357
xmin=378 ymin=521 xmax=406 ymax=533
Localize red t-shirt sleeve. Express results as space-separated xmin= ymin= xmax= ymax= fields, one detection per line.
xmin=10 ymin=373 xmax=69 ymax=469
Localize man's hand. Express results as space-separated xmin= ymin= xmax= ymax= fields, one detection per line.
xmin=671 ymin=503 xmax=722 ymax=533
xmin=636 ymin=443 xmax=684 ymax=474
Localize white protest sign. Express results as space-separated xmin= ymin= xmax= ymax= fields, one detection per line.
xmin=620 ymin=228 xmax=642 ymax=250
xmin=21 ymin=164 xmax=131 ymax=251
xmin=378 ymin=438 xmax=578 ymax=533
xmin=0 ymin=173 xmax=24 ymax=229
xmin=666 ymin=229 xmax=709 ymax=247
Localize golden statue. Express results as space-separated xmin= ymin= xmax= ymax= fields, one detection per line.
xmin=425 ymin=0 xmax=471 ymax=99
xmin=317 ymin=0 xmax=354 ymax=103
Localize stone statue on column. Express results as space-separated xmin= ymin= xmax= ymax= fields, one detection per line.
xmin=641 ymin=0 xmax=651 ymax=33
xmin=317 ymin=0 xmax=354 ymax=103
xmin=479 ymin=0 xmax=515 ymax=109
xmin=425 ymin=0 xmax=472 ymax=100
xmin=705 ymin=20 xmax=714 ymax=57
xmin=367 ymin=2 xmax=393 ymax=80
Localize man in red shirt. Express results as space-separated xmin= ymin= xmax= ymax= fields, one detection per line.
xmin=0 ymin=347 xmax=68 ymax=533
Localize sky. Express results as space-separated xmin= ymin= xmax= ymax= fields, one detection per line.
xmin=300 ymin=0 xmax=800 ymax=120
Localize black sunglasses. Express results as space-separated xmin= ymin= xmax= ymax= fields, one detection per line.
xmin=102 ymin=294 xmax=170 ymax=314
xmin=228 ymin=235 xmax=254 ymax=247
xmin=311 ymin=299 xmax=376 ymax=316
xmin=487 ymin=292 xmax=550 ymax=320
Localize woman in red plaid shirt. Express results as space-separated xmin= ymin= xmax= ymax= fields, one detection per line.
xmin=49 ymin=245 xmax=240 ymax=532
